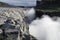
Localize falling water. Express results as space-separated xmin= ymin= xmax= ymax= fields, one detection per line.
xmin=21 ymin=8 xmax=60 ymax=40
xmin=29 ymin=15 xmax=60 ymax=40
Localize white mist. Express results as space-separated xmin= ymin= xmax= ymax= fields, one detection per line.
xmin=29 ymin=15 xmax=60 ymax=40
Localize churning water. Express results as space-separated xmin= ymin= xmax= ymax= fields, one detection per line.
xmin=29 ymin=15 xmax=60 ymax=40
xmin=25 ymin=8 xmax=60 ymax=40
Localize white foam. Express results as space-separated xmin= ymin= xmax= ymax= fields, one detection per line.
xmin=24 ymin=8 xmax=35 ymax=23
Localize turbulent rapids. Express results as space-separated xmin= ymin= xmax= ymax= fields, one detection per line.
xmin=0 ymin=7 xmax=60 ymax=40
xmin=0 ymin=7 xmax=29 ymax=40
xmin=28 ymin=8 xmax=60 ymax=40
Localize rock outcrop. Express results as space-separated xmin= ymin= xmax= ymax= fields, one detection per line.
xmin=36 ymin=0 xmax=60 ymax=9
xmin=0 ymin=2 xmax=16 ymax=7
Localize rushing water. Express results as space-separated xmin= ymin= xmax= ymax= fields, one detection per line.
xmin=24 ymin=8 xmax=60 ymax=40
xmin=29 ymin=15 xmax=60 ymax=40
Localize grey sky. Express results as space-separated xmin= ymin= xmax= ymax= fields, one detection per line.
xmin=0 ymin=0 xmax=36 ymax=6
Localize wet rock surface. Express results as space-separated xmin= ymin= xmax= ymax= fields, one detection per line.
xmin=36 ymin=9 xmax=60 ymax=18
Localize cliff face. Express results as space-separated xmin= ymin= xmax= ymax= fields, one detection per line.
xmin=36 ymin=0 xmax=60 ymax=9
xmin=0 ymin=2 xmax=14 ymax=7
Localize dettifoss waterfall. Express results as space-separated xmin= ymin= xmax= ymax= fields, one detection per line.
xmin=29 ymin=15 xmax=60 ymax=40
xmin=0 ymin=7 xmax=60 ymax=40
xmin=27 ymin=8 xmax=60 ymax=40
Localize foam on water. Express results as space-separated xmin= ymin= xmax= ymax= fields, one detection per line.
xmin=24 ymin=8 xmax=35 ymax=23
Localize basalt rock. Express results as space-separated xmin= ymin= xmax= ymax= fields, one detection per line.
xmin=36 ymin=9 xmax=60 ymax=18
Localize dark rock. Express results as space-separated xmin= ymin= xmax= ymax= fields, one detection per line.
xmin=36 ymin=10 xmax=60 ymax=18
xmin=36 ymin=0 xmax=60 ymax=9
